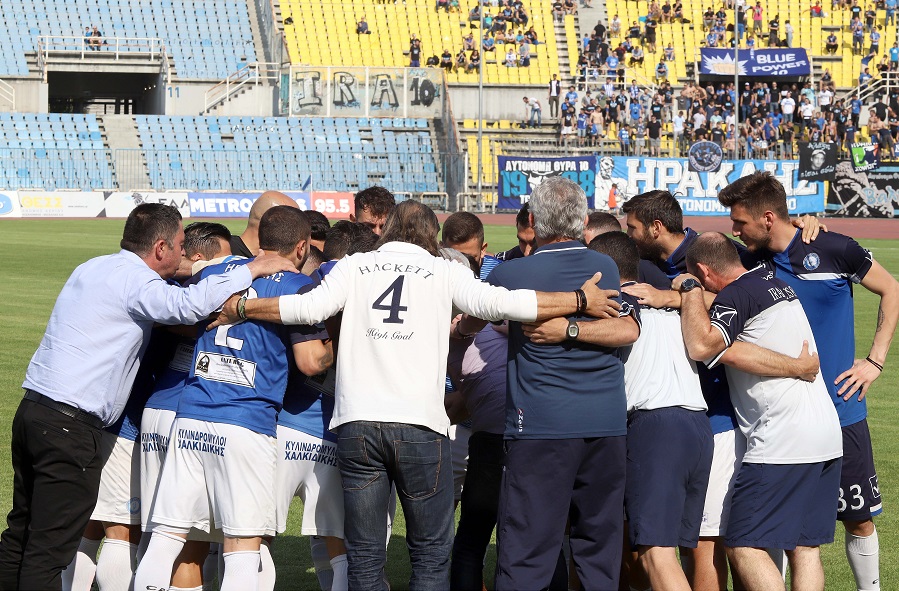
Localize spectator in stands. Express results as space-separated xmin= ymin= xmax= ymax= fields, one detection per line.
xmin=83 ymin=26 xmax=92 ymax=49
xmin=810 ymin=1 xmax=824 ymax=16
xmin=505 ymin=46 xmax=517 ymax=67
xmin=865 ymin=3 xmax=877 ymax=30
xmin=468 ymin=50 xmax=480 ymax=71
xmin=768 ymin=15 xmax=780 ymax=46
xmin=780 ymin=91 xmax=796 ymax=125
xmin=664 ymin=43 xmax=675 ymax=61
xmin=871 ymin=26 xmax=882 ymax=53
xmin=519 ymin=40 xmax=531 ymax=66
xmin=618 ymin=124 xmax=632 ymax=155
xmin=655 ymin=59 xmax=668 ymax=82
xmin=463 ymin=32 xmax=476 ymax=51
xmin=426 ymin=54 xmax=440 ymax=67
xmin=553 ymin=0 xmax=564 ymax=22
xmin=560 ymin=108 xmax=575 ymax=146
xmin=90 ymin=26 xmax=106 ymax=49
xmin=523 ymin=96 xmax=542 ymax=127
xmin=628 ymin=20 xmax=641 ymax=40
xmin=450 ymin=0 xmax=461 ymax=13
xmin=356 ymin=17 xmax=372 ymax=34
xmin=673 ymin=0 xmax=684 ymax=21
xmin=437 ymin=0 xmax=450 ymax=13
xmin=455 ymin=48 xmax=469 ymax=71
xmin=610 ymin=14 xmax=622 ymax=37
xmin=441 ymin=48 xmax=453 ymax=71
xmin=483 ymin=11 xmax=493 ymax=31
xmin=852 ymin=16 xmax=865 ymax=53
xmin=483 ymin=34 xmax=495 ymax=52
xmin=409 ymin=38 xmax=422 ymax=67
xmin=859 ymin=66 xmax=874 ymax=91
xmin=703 ymin=7 xmax=715 ymax=30
xmin=644 ymin=16 xmax=658 ymax=52
xmin=564 ymin=0 xmax=578 ymax=15
xmin=525 ymin=26 xmax=539 ymax=45
xmin=826 ymin=31 xmax=839 ymax=53
xmin=751 ymin=2 xmax=764 ymax=32
xmin=630 ymin=45 xmax=645 ymax=66
xmin=468 ymin=4 xmax=480 ymax=24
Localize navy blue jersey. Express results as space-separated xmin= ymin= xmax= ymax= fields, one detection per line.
xmin=742 ymin=230 xmax=873 ymax=427
xmin=176 ymin=259 xmax=313 ymax=437
xmin=277 ymin=281 xmax=336 ymax=442
xmin=487 ymin=241 xmax=627 ymax=439
xmin=655 ymin=227 xmax=739 ymax=434
xmin=107 ymin=330 xmax=174 ymax=441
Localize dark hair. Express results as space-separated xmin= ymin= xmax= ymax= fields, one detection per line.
xmin=442 ymin=211 xmax=485 ymax=246
xmin=620 ymin=190 xmax=683 ymax=233
xmin=585 ymin=211 xmax=622 ymax=235
xmin=302 ymin=210 xmax=331 ymax=242
xmin=305 ymin=244 xmax=326 ymax=269
xmin=588 ymin=232 xmax=640 ymax=282
xmin=717 ymin=171 xmax=790 ymax=221
xmin=354 ymin=186 xmax=397 ymax=218
xmin=515 ymin=202 xmax=532 ymax=228
xmin=685 ymin=232 xmax=742 ymax=275
xmin=376 ymin=200 xmax=441 ymax=256
xmin=183 ymin=222 xmax=231 ymax=260
xmin=120 ymin=203 xmax=182 ymax=256
xmin=323 ymin=221 xmax=377 ymax=260
xmin=258 ymin=206 xmax=310 ymax=255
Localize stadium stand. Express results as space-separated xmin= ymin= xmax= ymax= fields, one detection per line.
xmin=0 ymin=113 xmax=113 ymax=189
xmin=136 ymin=115 xmax=442 ymax=192
xmin=280 ymin=0 xmax=560 ymax=84
xmin=0 ymin=0 xmax=256 ymax=78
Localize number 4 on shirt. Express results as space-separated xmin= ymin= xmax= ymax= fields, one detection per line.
xmin=372 ymin=276 xmax=408 ymax=324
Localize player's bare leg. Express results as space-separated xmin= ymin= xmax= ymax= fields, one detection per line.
xmin=62 ymin=520 xmax=104 ymax=591
xmin=786 ymin=546 xmax=824 ymax=591
xmin=636 ymin=546 xmax=691 ymax=591
xmin=171 ymin=541 xmax=211 ymax=590
xmin=726 ymin=546 xmax=785 ymax=591
xmin=681 ymin=538 xmax=728 ymax=591
xmin=844 ymin=519 xmax=880 ymax=591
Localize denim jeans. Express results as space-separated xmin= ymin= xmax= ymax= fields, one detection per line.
xmin=530 ymin=106 xmax=542 ymax=127
xmin=337 ymin=421 xmax=453 ymax=591
xmin=450 ymin=432 xmax=504 ymax=590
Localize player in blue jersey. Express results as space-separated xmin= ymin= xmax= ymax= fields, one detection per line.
xmin=619 ymin=191 xmax=825 ymax=590
xmin=135 ymin=207 xmax=325 ymax=591
xmin=138 ymin=222 xmax=237 ymax=590
xmin=718 ymin=172 xmax=899 ymax=591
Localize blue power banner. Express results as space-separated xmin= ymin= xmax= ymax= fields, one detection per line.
xmin=700 ymin=48 xmax=811 ymax=77
xmin=497 ymin=155 xmax=597 ymax=210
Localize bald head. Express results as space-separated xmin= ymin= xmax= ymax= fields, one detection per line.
xmin=241 ymin=191 xmax=300 ymax=252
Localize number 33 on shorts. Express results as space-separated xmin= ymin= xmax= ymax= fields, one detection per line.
xmin=838 ymin=476 xmax=881 ymax=516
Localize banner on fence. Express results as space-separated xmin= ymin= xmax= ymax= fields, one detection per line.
xmin=601 ymin=156 xmax=825 ymax=214
xmin=827 ymin=161 xmax=899 ymax=217
xmin=188 ymin=191 xmax=354 ymax=218
xmin=16 ymin=191 xmax=106 ymax=218
xmin=497 ymin=155 xmax=598 ymax=210
xmin=797 ymin=142 xmax=838 ymax=182
xmin=101 ymin=192 xmax=191 ymax=218
xmin=850 ymin=142 xmax=880 ymax=172
xmin=289 ymin=66 xmax=445 ymax=119
xmin=699 ymin=48 xmax=811 ymax=77
xmin=0 ymin=192 xmax=22 ymax=218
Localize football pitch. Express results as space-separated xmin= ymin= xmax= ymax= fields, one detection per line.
xmin=0 ymin=218 xmax=896 ymax=590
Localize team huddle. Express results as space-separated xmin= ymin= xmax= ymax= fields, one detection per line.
xmin=3 ymin=175 xmax=897 ymax=591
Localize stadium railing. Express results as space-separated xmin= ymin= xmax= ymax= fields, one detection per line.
xmin=36 ymin=36 xmax=166 ymax=60
xmin=204 ymin=62 xmax=281 ymax=113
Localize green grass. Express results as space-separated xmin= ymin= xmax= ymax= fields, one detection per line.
xmin=0 ymin=219 xmax=896 ymax=590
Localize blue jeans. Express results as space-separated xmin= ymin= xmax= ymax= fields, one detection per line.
xmin=337 ymin=421 xmax=453 ymax=591
xmin=530 ymin=106 xmax=542 ymax=127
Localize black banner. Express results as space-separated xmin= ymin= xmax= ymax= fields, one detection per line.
xmin=797 ymin=142 xmax=837 ymax=182
xmin=827 ymin=162 xmax=899 ymax=218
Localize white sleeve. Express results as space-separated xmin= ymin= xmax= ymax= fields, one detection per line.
xmin=279 ymin=257 xmax=352 ymax=325
xmin=449 ymin=262 xmax=538 ymax=322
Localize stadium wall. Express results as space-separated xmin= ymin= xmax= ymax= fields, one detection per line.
xmin=449 ymin=85 xmax=552 ymax=123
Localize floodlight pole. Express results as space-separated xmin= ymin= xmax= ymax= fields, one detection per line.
xmin=476 ymin=9 xmax=485 ymax=208
xmin=734 ymin=6 xmax=740 ymax=158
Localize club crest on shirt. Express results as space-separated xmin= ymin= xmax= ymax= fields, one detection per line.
xmin=803 ymin=253 xmax=820 ymax=271
xmin=711 ymin=305 xmax=737 ymax=327
xmin=196 ymin=354 xmax=210 ymax=373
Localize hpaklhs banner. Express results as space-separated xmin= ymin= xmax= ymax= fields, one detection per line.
xmin=797 ymin=142 xmax=838 ymax=181
xmin=699 ymin=48 xmax=811 ymax=77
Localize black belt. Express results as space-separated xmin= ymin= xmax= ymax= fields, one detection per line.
xmin=23 ymin=390 xmax=105 ymax=430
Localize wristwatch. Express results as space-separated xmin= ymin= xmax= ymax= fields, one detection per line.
xmin=679 ymin=278 xmax=701 ymax=293
xmin=566 ymin=319 xmax=579 ymax=340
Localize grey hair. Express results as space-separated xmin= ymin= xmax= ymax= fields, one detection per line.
xmin=529 ymin=176 xmax=588 ymax=241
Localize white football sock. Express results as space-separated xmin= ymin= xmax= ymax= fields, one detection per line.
xmin=310 ymin=536 xmax=334 ymax=591
xmin=846 ymin=526 xmax=880 ymax=591
xmin=221 ymin=550 xmax=260 ymax=591
xmin=258 ymin=543 xmax=276 ymax=591
xmin=134 ymin=531 xmax=186 ymax=591
xmin=96 ymin=539 xmax=138 ymax=591
xmin=62 ymin=536 xmax=102 ymax=591
xmin=329 ymin=554 xmax=348 ymax=591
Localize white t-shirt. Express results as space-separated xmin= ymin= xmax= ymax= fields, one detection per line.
xmin=800 ymin=102 xmax=814 ymax=118
xmin=780 ymin=97 xmax=795 ymax=114
xmin=819 ymin=89 xmax=833 ymax=106
xmin=707 ymin=268 xmax=842 ymax=465
xmin=278 ymin=242 xmax=538 ymax=436
xmin=625 ymin=307 xmax=707 ymax=412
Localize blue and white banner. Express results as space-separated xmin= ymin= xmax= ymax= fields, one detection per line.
xmin=699 ymin=48 xmax=811 ymax=77
xmin=497 ymin=156 xmax=597 ymax=210
xmin=598 ymin=156 xmax=825 ymax=215
xmin=188 ymin=192 xmax=311 ymax=217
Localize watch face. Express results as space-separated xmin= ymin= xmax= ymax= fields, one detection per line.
xmin=567 ymin=321 xmax=579 ymax=338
